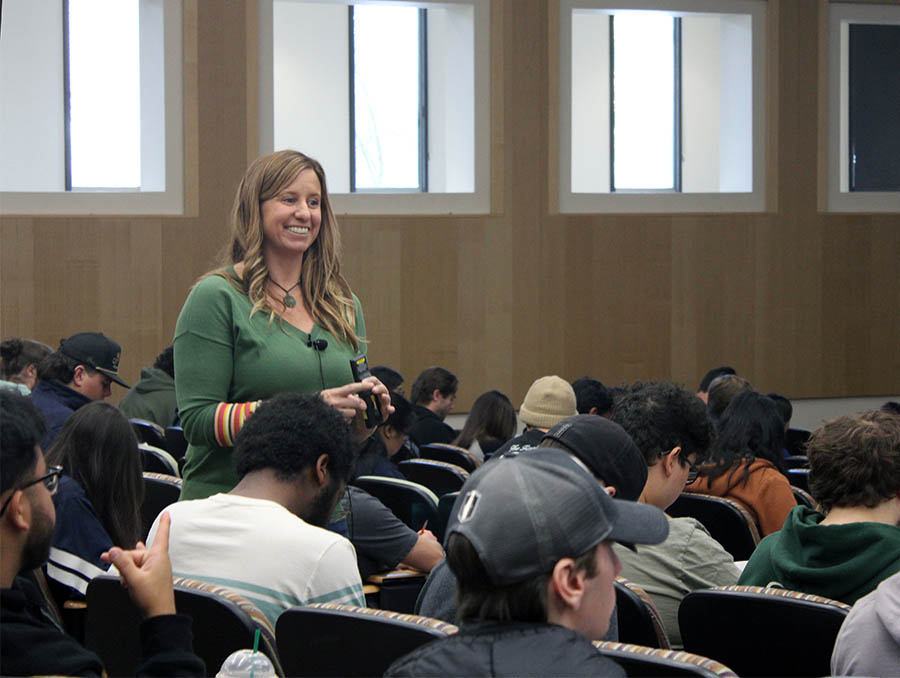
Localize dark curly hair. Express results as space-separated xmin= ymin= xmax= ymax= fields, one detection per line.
xmin=610 ymin=381 xmax=714 ymax=467
xmin=808 ymin=410 xmax=900 ymax=514
xmin=234 ymin=392 xmax=355 ymax=482
xmin=153 ymin=345 xmax=175 ymax=379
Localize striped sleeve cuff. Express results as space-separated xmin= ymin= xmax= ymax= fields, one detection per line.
xmin=214 ymin=401 xmax=261 ymax=447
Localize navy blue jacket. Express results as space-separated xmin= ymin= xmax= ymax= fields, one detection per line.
xmin=30 ymin=380 xmax=92 ymax=450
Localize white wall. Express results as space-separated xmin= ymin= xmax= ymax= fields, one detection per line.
xmin=570 ymin=10 xmax=610 ymax=193
xmin=428 ymin=5 xmax=475 ymax=192
xmin=0 ymin=0 xmax=66 ymax=191
xmin=681 ymin=16 xmax=720 ymax=192
xmin=718 ymin=13 xmax=753 ymax=192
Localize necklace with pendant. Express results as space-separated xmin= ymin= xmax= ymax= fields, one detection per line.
xmin=268 ymin=278 xmax=301 ymax=308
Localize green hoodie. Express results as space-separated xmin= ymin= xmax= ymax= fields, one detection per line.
xmin=119 ymin=367 xmax=177 ymax=429
xmin=739 ymin=505 xmax=900 ymax=604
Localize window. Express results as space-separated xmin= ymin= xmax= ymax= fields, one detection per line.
xmin=560 ymin=0 xmax=766 ymax=213
xmin=259 ymin=0 xmax=491 ymax=215
xmin=824 ymin=3 xmax=900 ymax=212
xmin=0 ymin=0 xmax=184 ymax=214
xmin=350 ymin=5 xmax=426 ymax=192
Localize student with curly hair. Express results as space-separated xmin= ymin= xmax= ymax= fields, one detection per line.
xmin=146 ymin=392 xmax=365 ymax=626
xmin=610 ymin=381 xmax=739 ymax=647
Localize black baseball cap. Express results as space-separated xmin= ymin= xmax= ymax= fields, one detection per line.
xmin=58 ymin=332 xmax=129 ymax=388
xmin=446 ymin=450 xmax=668 ymax=586
xmin=541 ymin=414 xmax=647 ymax=502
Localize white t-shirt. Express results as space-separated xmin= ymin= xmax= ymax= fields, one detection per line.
xmin=147 ymin=493 xmax=365 ymax=625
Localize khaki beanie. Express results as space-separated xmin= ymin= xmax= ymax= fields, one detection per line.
xmin=519 ymin=376 xmax=577 ymax=429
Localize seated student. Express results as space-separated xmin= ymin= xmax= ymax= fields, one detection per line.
xmin=696 ymin=366 xmax=736 ymax=404
xmin=572 ymin=376 xmax=613 ymax=417
xmin=706 ymin=375 xmax=754 ymax=425
xmin=610 ymin=381 xmax=740 ymax=647
xmin=387 ymin=450 xmax=668 ymax=677
xmin=408 ymin=367 xmax=459 ymax=446
xmin=416 ymin=414 xmax=649 ymax=635
xmin=0 ymin=391 xmax=204 ymax=677
xmin=831 ymin=569 xmax=900 ymax=677
xmin=0 ymin=337 xmax=52 ymax=395
xmin=739 ymin=410 xmax=900 ymax=604
xmin=119 ymin=345 xmax=179 ymax=428
xmin=341 ymin=486 xmax=443 ymax=578
xmin=147 ymin=392 xmax=365 ymax=626
xmin=686 ymin=391 xmax=796 ymax=536
xmin=493 ymin=375 xmax=578 ymax=456
xmin=353 ymin=391 xmax=414 ymax=480
xmin=30 ymin=332 xmax=130 ymax=449
xmin=371 ymin=365 xmax=404 ymax=394
xmin=44 ymin=402 xmax=144 ymax=602
xmin=452 ymin=390 xmax=517 ymax=464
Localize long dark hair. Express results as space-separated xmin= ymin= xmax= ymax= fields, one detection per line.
xmin=46 ymin=402 xmax=144 ymax=548
xmin=705 ymin=391 xmax=785 ymax=489
xmin=454 ymin=390 xmax=517 ymax=449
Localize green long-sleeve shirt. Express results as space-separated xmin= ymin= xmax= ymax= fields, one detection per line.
xmin=174 ymin=271 xmax=365 ymax=500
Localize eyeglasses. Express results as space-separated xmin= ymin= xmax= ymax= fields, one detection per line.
xmin=0 ymin=465 xmax=63 ymax=516
xmin=685 ymin=462 xmax=700 ymax=485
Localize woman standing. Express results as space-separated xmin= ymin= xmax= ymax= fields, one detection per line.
xmin=175 ymin=151 xmax=389 ymax=500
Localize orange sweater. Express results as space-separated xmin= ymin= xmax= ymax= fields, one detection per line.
xmin=685 ymin=458 xmax=797 ymax=536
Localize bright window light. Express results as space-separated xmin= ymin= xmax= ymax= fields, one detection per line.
xmin=67 ymin=0 xmax=141 ymax=188
xmin=612 ymin=13 xmax=674 ymax=190
xmin=352 ymin=5 xmax=421 ymax=190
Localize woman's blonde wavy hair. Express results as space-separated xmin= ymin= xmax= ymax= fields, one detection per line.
xmin=202 ymin=150 xmax=360 ymax=350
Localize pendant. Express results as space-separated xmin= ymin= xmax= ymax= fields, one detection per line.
xmin=284 ymin=294 xmax=296 ymax=308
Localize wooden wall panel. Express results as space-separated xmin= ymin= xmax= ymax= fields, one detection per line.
xmin=1 ymin=0 xmax=898 ymax=409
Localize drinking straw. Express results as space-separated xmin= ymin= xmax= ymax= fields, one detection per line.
xmin=251 ymin=628 xmax=260 ymax=678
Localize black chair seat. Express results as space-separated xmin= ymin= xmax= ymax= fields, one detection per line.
xmin=165 ymin=425 xmax=188 ymax=460
xmin=614 ymin=577 xmax=670 ymax=649
xmin=351 ymin=476 xmax=440 ymax=533
xmin=276 ymin=603 xmax=456 ymax=677
xmin=418 ymin=443 xmax=477 ymax=472
xmin=787 ymin=468 xmax=810 ymax=491
xmin=140 ymin=472 xmax=181 ymax=539
xmin=86 ymin=574 xmax=281 ymax=677
xmin=130 ymin=418 xmax=168 ymax=450
xmin=435 ymin=491 xmax=459 ymax=543
xmin=397 ymin=459 xmax=468 ymax=498
xmin=667 ymin=493 xmax=760 ymax=560
xmin=139 ymin=443 xmax=180 ymax=476
xmin=678 ymin=585 xmax=850 ymax=677
xmin=593 ymin=641 xmax=738 ymax=678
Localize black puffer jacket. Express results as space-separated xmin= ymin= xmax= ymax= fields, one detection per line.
xmin=384 ymin=620 xmax=625 ymax=677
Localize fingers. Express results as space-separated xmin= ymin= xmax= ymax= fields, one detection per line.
xmin=149 ymin=512 xmax=171 ymax=556
xmin=104 ymin=546 xmax=137 ymax=580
